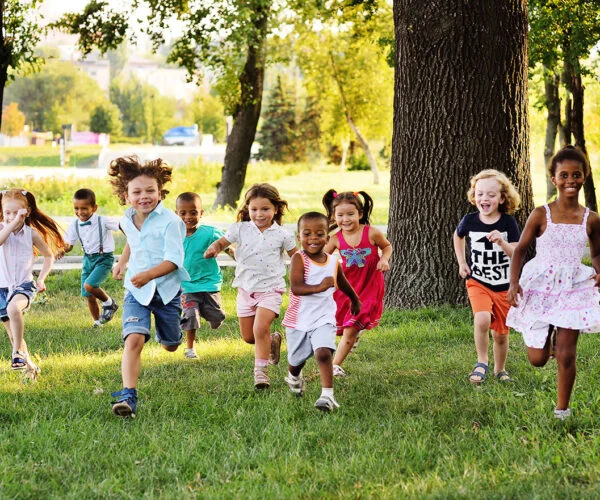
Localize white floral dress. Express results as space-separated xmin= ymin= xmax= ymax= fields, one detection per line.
xmin=506 ymin=204 xmax=600 ymax=348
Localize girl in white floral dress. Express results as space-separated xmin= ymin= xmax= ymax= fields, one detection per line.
xmin=507 ymin=146 xmax=600 ymax=420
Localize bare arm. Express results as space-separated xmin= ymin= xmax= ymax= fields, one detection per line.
xmin=588 ymin=211 xmax=600 ymax=286
xmin=32 ymin=229 xmax=54 ymax=292
xmin=336 ymin=264 xmax=361 ymax=315
xmin=289 ymin=253 xmax=334 ymax=295
xmin=323 ymin=233 xmax=339 ymax=255
xmin=113 ymin=242 xmax=130 ymax=280
xmin=130 ymin=260 xmax=178 ymax=288
xmin=487 ymin=230 xmax=518 ymax=257
xmin=507 ymin=207 xmax=545 ymax=306
xmin=370 ymin=227 xmax=392 ymax=271
xmin=452 ymin=231 xmax=471 ymax=279
xmin=204 ymin=236 xmax=231 ymax=259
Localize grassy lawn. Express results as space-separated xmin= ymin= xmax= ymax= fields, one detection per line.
xmin=2 ymin=269 xmax=600 ymax=497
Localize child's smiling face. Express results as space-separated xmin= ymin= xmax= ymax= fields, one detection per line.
xmin=73 ymin=198 xmax=97 ymax=222
xmin=298 ymin=217 xmax=329 ymax=256
xmin=474 ymin=177 xmax=504 ymax=219
xmin=334 ymin=202 xmax=361 ymax=233
xmin=176 ymin=198 xmax=204 ymax=234
xmin=125 ymin=175 xmax=160 ymax=216
xmin=552 ymin=159 xmax=585 ymax=198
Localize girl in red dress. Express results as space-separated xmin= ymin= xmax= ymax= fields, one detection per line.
xmin=323 ymin=190 xmax=393 ymax=377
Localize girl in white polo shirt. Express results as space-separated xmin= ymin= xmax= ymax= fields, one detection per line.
xmin=205 ymin=183 xmax=297 ymax=389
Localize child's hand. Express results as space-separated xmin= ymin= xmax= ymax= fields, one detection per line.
xmin=487 ymin=230 xmax=504 ymax=245
xmin=458 ymin=263 xmax=471 ymax=279
xmin=319 ymin=276 xmax=335 ymax=291
xmin=11 ymin=209 xmax=27 ymax=227
xmin=113 ymin=262 xmax=125 ymax=280
xmin=506 ymin=284 xmax=522 ymax=306
xmin=36 ymin=278 xmax=46 ymax=293
xmin=592 ymin=273 xmax=600 ymax=288
xmin=377 ymin=258 xmax=390 ymax=272
xmin=130 ymin=271 xmax=151 ymax=288
xmin=204 ymin=245 xmax=218 ymax=259
xmin=350 ymin=298 xmax=362 ymax=316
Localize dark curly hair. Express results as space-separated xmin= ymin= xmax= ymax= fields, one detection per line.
xmin=548 ymin=145 xmax=590 ymax=178
xmin=322 ymin=189 xmax=374 ymax=232
xmin=236 ymin=183 xmax=288 ymax=225
xmin=108 ymin=155 xmax=173 ymax=205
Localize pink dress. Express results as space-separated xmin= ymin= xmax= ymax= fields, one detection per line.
xmin=506 ymin=204 xmax=600 ymax=348
xmin=334 ymin=225 xmax=384 ymax=334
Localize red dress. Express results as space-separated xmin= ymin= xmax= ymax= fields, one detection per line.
xmin=334 ymin=225 xmax=384 ymax=334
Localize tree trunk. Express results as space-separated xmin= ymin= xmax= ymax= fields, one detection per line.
xmin=213 ymin=5 xmax=268 ymax=209
xmin=543 ymin=68 xmax=560 ymax=201
xmin=389 ymin=0 xmax=532 ymax=308
xmin=340 ymin=137 xmax=349 ymax=171
xmin=569 ymin=68 xmax=597 ymax=212
xmin=0 ymin=1 xmax=6 ymax=130
xmin=329 ymin=52 xmax=380 ymax=184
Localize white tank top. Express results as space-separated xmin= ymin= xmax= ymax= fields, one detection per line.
xmin=0 ymin=223 xmax=34 ymax=291
xmin=283 ymin=251 xmax=338 ymax=331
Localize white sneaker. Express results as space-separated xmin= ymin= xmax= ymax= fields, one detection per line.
xmin=554 ymin=408 xmax=571 ymax=420
xmin=314 ymin=394 xmax=340 ymax=412
xmin=92 ymin=320 xmax=103 ymax=328
xmin=184 ymin=348 xmax=198 ymax=359
xmin=284 ymin=373 xmax=305 ymax=396
xmin=333 ymin=364 xmax=346 ymax=378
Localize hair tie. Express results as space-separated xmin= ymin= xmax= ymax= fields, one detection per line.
xmin=332 ymin=192 xmax=338 ymax=198
xmin=353 ymin=191 xmax=359 ymax=197
xmin=21 ymin=190 xmax=27 ymax=196
xmin=1 ymin=190 xmax=5 ymax=195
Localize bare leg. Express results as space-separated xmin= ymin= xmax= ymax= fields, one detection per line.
xmin=555 ymin=328 xmax=579 ymax=411
xmin=469 ymin=311 xmax=491 ymax=381
xmin=492 ymin=330 xmax=509 ymax=375
xmin=253 ymin=307 xmax=276 ymax=361
xmin=332 ymin=325 xmax=360 ymax=367
xmin=84 ymin=283 xmax=109 ymax=303
xmin=186 ymin=329 xmax=196 ymax=349
xmin=239 ymin=316 xmax=256 ymax=344
xmin=7 ymin=295 xmax=29 ymax=356
xmin=86 ymin=296 xmax=100 ymax=321
xmin=288 ymin=362 xmax=304 ymax=377
xmin=121 ymin=333 xmax=145 ymax=388
xmin=315 ymin=347 xmax=334 ymax=389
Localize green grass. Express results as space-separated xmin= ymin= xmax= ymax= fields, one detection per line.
xmin=0 ymin=145 xmax=104 ymax=168
xmin=2 ymin=269 xmax=600 ymax=497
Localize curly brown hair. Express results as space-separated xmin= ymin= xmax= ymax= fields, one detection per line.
xmin=467 ymin=169 xmax=521 ymax=214
xmin=108 ymin=156 xmax=173 ymax=205
xmin=236 ymin=183 xmax=288 ymax=225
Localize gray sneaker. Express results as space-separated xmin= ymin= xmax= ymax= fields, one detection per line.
xmin=284 ymin=372 xmax=305 ymax=396
xmin=314 ymin=394 xmax=340 ymax=412
xmin=100 ymin=300 xmax=119 ymax=324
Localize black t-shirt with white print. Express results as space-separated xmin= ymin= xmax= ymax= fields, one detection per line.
xmin=456 ymin=212 xmax=520 ymax=292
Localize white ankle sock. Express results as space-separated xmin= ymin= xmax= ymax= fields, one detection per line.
xmin=321 ymin=387 xmax=334 ymax=398
xmin=102 ymin=298 xmax=113 ymax=306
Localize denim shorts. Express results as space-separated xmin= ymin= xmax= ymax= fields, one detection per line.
xmin=0 ymin=281 xmax=37 ymax=321
xmin=181 ymin=291 xmax=225 ymax=330
xmin=81 ymin=252 xmax=114 ymax=297
xmin=286 ymin=323 xmax=337 ymax=367
xmin=122 ymin=290 xmax=183 ymax=346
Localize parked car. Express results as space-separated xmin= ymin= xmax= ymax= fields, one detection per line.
xmin=163 ymin=125 xmax=200 ymax=146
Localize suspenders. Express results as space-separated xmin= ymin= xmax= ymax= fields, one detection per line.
xmin=74 ymin=216 xmax=104 ymax=254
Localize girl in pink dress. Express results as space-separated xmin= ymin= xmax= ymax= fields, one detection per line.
xmin=507 ymin=146 xmax=600 ymax=420
xmin=323 ymin=190 xmax=393 ymax=377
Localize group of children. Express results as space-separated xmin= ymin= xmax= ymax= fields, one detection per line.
xmin=454 ymin=145 xmax=600 ymax=420
xmin=0 ymin=155 xmax=392 ymax=417
xmin=3 ymin=145 xmax=599 ymax=420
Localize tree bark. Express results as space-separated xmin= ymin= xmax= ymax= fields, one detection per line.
xmin=389 ymin=0 xmax=532 ymax=308
xmin=569 ymin=67 xmax=597 ymax=212
xmin=213 ymin=5 xmax=268 ymax=209
xmin=0 ymin=0 xmax=7 ymax=130
xmin=543 ymin=68 xmax=560 ymax=201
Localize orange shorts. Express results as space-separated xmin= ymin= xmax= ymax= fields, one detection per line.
xmin=466 ymin=279 xmax=510 ymax=335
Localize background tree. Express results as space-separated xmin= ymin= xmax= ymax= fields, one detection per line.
xmin=387 ymin=1 xmax=533 ymax=308
xmin=0 ymin=0 xmax=43 ymax=130
xmin=186 ymin=91 xmax=227 ymax=143
xmin=1 ymin=101 xmax=25 ymax=136
xmin=89 ymin=102 xmax=122 ymax=136
xmin=529 ymin=0 xmax=600 ymax=208
xmin=4 ymin=60 xmax=110 ymax=133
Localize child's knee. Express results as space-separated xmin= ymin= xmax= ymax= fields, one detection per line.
xmin=162 ymin=344 xmax=179 ymax=353
xmin=473 ymin=312 xmax=491 ymax=330
xmin=527 ymin=348 xmax=548 ymax=367
xmin=315 ymin=347 xmax=332 ymax=364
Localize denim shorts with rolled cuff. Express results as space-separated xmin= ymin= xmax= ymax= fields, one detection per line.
xmin=122 ymin=290 xmax=183 ymax=346
xmin=0 ymin=281 xmax=37 ymax=322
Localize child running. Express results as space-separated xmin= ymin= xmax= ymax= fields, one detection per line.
xmin=453 ymin=170 xmax=521 ymax=384
xmin=0 ymin=188 xmax=66 ymax=379
xmin=176 ymin=192 xmax=226 ymax=359
xmin=63 ymin=188 xmax=120 ymax=328
xmin=322 ymin=190 xmax=392 ymax=377
xmin=109 ymin=156 xmax=190 ymax=418
xmin=507 ymin=146 xmax=600 ymax=420
xmin=204 ymin=183 xmax=297 ymax=389
xmin=283 ymin=212 xmax=361 ymax=411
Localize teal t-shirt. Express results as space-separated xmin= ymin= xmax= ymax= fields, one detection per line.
xmin=181 ymin=225 xmax=224 ymax=293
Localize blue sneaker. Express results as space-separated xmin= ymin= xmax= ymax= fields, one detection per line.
xmin=100 ymin=299 xmax=119 ymax=324
xmin=111 ymin=388 xmax=137 ymax=418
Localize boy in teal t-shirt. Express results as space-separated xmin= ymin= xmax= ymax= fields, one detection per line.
xmin=176 ymin=192 xmax=226 ymax=358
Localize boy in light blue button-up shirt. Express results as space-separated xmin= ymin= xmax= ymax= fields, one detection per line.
xmin=108 ymin=156 xmax=190 ymax=418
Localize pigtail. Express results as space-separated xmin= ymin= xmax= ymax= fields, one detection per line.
xmin=26 ymin=192 xmax=67 ymax=255
xmin=358 ymin=191 xmax=373 ymax=225
xmin=322 ymin=189 xmax=337 ymax=231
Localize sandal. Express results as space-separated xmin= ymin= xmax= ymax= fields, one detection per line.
xmin=468 ymin=362 xmax=488 ymax=384
xmin=11 ymin=351 xmax=27 ymax=370
xmin=495 ymin=370 xmax=513 ymax=383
